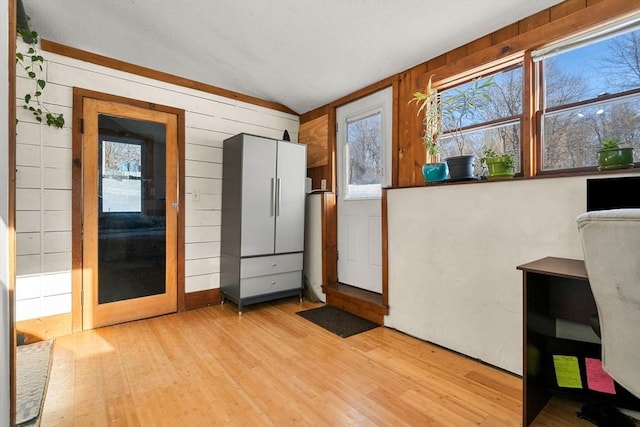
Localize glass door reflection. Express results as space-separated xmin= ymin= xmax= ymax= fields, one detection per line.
xmin=97 ymin=115 xmax=167 ymax=304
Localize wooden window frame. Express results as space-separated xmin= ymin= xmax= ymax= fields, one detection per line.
xmin=429 ymin=57 xmax=527 ymax=175
xmin=410 ymin=3 xmax=640 ymax=184
xmin=535 ymin=46 xmax=640 ymax=173
xmin=430 ymin=15 xmax=640 ymax=179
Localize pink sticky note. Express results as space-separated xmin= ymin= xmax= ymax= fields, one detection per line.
xmin=585 ymin=357 xmax=616 ymax=394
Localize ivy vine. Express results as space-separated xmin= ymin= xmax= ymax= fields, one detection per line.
xmin=16 ymin=26 xmax=65 ymax=128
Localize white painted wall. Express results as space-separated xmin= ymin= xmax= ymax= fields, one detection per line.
xmin=385 ymin=173 xmax=640 ymax=374
xmin=1 ymin=0 xmax=11 ymax=423
xmin=14 ymin=41 xmax=299 ymax=321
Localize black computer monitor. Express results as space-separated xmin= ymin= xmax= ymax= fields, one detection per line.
xmin=586 ymin=176 xmax=640 ymax=212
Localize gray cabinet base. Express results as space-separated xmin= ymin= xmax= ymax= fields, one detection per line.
xmin=221 ymin=287 xmax=303 ymax=315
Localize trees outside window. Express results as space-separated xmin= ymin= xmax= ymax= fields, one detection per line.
xmin=537 ymin=25 xmax=640 ymax=171
xmin=437 ymin=65 xmax=523 ymax=174
xmin=345 ymin=112 xmax=382 ymax=198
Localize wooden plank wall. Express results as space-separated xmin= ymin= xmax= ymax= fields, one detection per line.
xmin=300 ymin=0 xmax=640 ymax=188
xmin=299 ymin=115 xmax=328 ymax=169
xmin=299 ymin=112 xmax=329 ymax=191
xmin=300 ymin=106 xmax=334 ymax=191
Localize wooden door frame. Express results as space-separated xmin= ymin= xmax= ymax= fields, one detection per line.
xmin=71 ymin=88 xmax=186 ymax=332
xmin=320 ymin=77 xmax=398 ymax=307
xmin=8 ymin=1 xmax=17 ymax=424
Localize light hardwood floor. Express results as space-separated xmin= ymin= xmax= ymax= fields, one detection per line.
xmin=41 ymin=298 xmax=596 ymax=426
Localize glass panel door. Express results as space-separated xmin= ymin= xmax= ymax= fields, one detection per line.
xmin=82 ymin=98 xmax=178 ymax=329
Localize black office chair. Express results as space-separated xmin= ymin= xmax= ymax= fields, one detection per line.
xmin=576 ymin=209 xmax=640 ymax=426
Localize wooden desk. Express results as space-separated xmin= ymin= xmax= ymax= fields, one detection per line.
xmin=517 ymin=257 xmax=592 ymax=426
xmin=519 ymin=257 xmax=640 ymax=426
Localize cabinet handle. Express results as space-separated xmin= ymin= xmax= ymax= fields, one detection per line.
xmin=270 ymin=178 xmax=275 ymax=217
xmin=276 ymin=178 xmax=281 ymax=217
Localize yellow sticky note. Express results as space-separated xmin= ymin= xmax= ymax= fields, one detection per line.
xmin=553 ymin=355 xmax=582 ymax=389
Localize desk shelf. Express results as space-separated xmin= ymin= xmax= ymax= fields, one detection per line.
xmin=518 ymin=257 xmax=640 ymax=426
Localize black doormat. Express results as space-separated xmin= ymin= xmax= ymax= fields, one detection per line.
xmin=296 ymin=305 xmax=379 ymax=338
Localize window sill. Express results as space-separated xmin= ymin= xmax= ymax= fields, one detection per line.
xmin=389 ymin=167 xmax=640 ymax=190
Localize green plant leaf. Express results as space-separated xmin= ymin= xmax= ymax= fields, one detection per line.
xmin=601 ymin=138 xmax=620 ymax=149
xmin=16 ymin=25 xmax=65 ymax=130
xmin=46 ymin=113 xmax=65 ymax=128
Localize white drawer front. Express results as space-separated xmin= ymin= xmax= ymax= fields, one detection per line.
xmin=240 ymin=271 xmax=302 ymax=298
xmin=240 ymin=253 xmax=303 ymax=278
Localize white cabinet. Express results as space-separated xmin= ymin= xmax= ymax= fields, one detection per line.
xmin=220 ymin=133 xmax=306 ymax=313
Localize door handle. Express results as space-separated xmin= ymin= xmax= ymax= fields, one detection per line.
xmin=171 ymin=202 xmax=179 ymax=209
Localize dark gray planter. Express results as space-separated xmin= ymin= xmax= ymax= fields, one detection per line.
xmin=445 ymin=155 xmax=476 ymax=180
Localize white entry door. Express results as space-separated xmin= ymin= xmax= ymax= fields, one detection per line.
xmin=336 ymin=87 xmax=392 ymax=293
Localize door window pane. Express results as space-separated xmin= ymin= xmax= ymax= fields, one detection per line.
xmin=97 ymin=114 xmax=167 ymax=304
xmin=101 ymin=141 xmax=142 ymax=213
xmin=345 ymin=112 xmax=382 ymax=199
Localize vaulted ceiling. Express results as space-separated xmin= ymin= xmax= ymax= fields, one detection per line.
xmin=23 ymin=0 xmax=564 ymax=114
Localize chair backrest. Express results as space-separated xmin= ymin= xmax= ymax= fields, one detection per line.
xmin=576 ymin=208 xmax=640 ymax=399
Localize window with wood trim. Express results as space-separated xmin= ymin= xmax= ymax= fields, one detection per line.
xmin=437 ymin=64 xmax=523 ymax=175
xmin=534 ymin=16 xmax=640 ymax=172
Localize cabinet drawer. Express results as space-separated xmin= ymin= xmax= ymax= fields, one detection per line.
xmin=240 ymin=271 xmax=302 ymax=298
xmin=240 ymin=253 xmax=303 ymax=278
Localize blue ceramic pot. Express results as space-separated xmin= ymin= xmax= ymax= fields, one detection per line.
xmin=422 ymin=162 xmax=448 ymax=183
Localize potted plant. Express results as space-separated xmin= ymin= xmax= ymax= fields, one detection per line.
xmin=411 ymin=75 xmax=494 ymax=181
xmin=597 ymin=138 xmax=635 ymax=170
xmin=480 ymin=148 xmax=515 ymax=179
xmin=409 ymin=75 xmax=448 ymax=183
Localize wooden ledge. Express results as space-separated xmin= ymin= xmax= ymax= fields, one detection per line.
xmin=323 ymin=283 xmax=388 ymax=325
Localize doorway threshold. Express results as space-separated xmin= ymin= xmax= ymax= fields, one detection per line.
xmin=323 ymin=283 xmax=388 ymax=325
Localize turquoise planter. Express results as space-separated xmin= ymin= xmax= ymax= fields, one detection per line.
xmin=422 ymin=162 xmax=448 ymax=183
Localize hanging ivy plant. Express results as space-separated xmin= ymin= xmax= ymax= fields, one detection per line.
xmin=16 ymin=25 xmax=65 ymax=128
